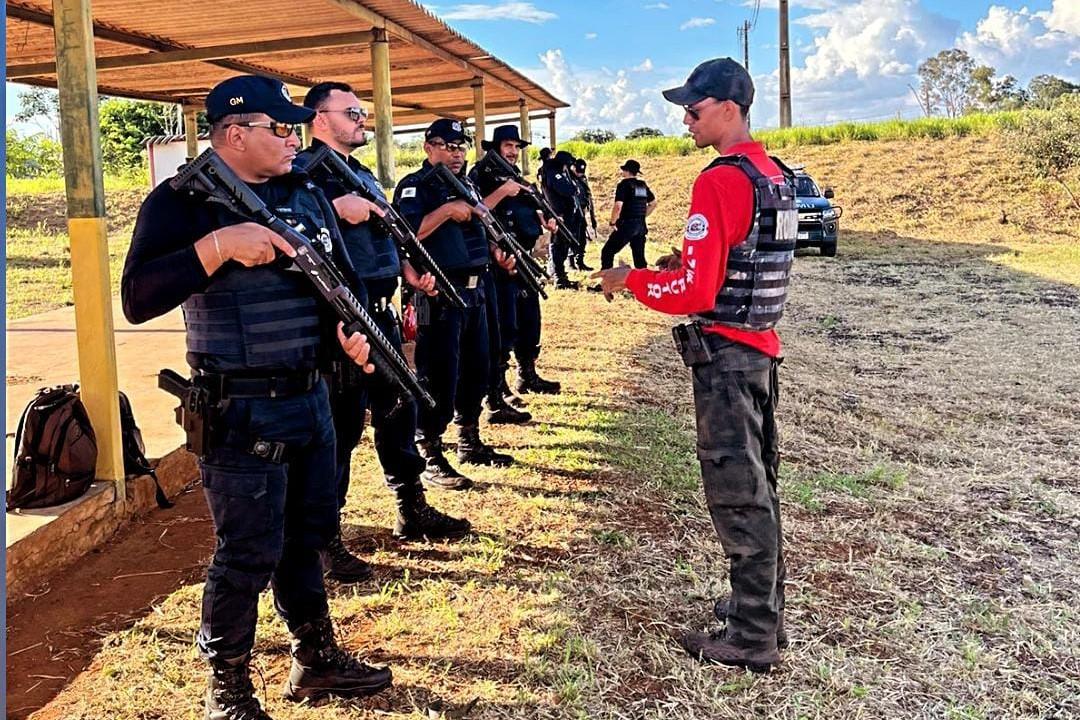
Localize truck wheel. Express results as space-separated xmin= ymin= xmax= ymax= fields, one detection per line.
xmin=821 ymin=241 xmax=837 ymax=257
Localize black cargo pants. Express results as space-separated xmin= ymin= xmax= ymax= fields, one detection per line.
xmin=687 ymin=334 xmax=785 ymax=649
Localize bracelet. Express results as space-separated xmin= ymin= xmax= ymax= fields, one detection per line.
xmin=211 ymin=230 xmax=224 ymax=263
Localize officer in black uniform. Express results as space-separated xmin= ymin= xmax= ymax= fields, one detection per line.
xmin=297 ymin=82 xmax=471 ymax=583
xmin=392 ymin=119 xmax=516 ymax=489
xmin=470 ymin=125 xmax=562 ymax=410
xmin=542 ymin=150 xmax=583 ymax=289
xmin=121 ymin=75 xmax=391 ymax=720
xmin=601 ymin=159 xmax=657 ymax=269
xmin=569 ymin=158 xmax=597 ymax=271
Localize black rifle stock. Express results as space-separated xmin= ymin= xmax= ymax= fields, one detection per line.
xmin=479 ymin=151 xmax=580 ymax=250
xmin=300 ymin=145 xmax=466 ymax=309
xmin=169 ymin=148 xmax=435 ymax=410
xmin=426 ymin=163 xmax=549 ymax=299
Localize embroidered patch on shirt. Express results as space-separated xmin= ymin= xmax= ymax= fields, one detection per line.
xmin=685 ymin=213 xmax=709 ymax=240
xmin=400 ymin=186 xmax=417 ymax=198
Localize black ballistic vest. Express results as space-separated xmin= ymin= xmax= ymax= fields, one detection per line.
xmin=398 ymin=165 xmax=490 ymax=273
xmin=621 ymin=178 xmax=650 ymax=222
xmin=694 ymin=155 xmax=797 ymax=331
xmin=182 ymin=180 xmax=330 ymax=372
xmin=470 ymin=158 xmax=544 ymax=250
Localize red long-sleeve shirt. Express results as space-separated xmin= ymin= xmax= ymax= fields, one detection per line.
xmin=625 ymin=141 xmax=783 ymax=358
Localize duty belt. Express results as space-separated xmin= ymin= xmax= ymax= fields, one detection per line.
xmin=372 ymin=296 xmax=394 ymax=313
xmin=448 ymin=273 xmax=481 ymax=290
xmin=193 ymin=369 xmax=320 ymax=399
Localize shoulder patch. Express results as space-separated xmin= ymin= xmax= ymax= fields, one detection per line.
xmin=685 ymin=213 xmax=709 ymax=241
xmin=400 ymin=186 xmax=417 ymax=198
xmin=554 ymin=173 xmax=562 ymax=180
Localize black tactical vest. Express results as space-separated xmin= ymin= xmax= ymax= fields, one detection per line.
xmin=694 ymin=155 xmax=797 ymax=331
xmin=621 ymin=178 xmax=650 ymax=222
xmin=339 ymin=165 xmax=401 ymax=280
xmin=398 ymin=165 xmax=490 ymax=273
xmin=182 ymin=180 xmax=330 ymax=372
xmin=470 ymin=158 xmax=544 ymax=251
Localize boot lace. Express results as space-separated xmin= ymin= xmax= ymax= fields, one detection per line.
xmin=212 ymin=663 xmax=270 ymax=720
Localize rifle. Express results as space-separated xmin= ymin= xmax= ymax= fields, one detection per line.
xmin=478 ymin=151 xmax=580 ymax=250
xmin=299 ymin=144 xmax=466 ymax=310
xmin=425 ymin=163 xmax=549 ymax=300
xmin=169 ymin=148 xmax=436 ymax=411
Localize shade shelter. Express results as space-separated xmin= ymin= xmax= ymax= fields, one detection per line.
xmin=5 ymin=0 xmax=566 ymax=498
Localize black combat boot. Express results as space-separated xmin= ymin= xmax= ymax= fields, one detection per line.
xmin=393 ymin=489 xmax=472 ymax=540
xmin=486 ymin=392 xmax=532 ymax=424
xmin=554 ymin=276 xmax=579 ymax=290
xmin=206 ymin=655 xmax=272 ymax=720
xmin=456 ymin=424 xmax=513 ymax=466
xmin=417 ymin=438 xmax=473 ymax=490
xmin=322 ymin=532 xmax=373 ymax=584
xmin=576 ymin=255 xmax=594 ymax=271
xmin=282 ymin=616 xmax=392 ymax=703
xmin=500 ymin=375 xmax=528 ymax=408
xmin=713 ymin=596 xmax=789 ymax=649
xmin=516 ymin=357 xmax=562 ymax=395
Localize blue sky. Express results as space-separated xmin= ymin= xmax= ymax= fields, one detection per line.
xmin=7 ymin=0 xmax=1079 ymax=138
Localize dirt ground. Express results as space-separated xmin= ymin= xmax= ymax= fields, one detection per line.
xmin=5 ymin=135 xmax=1079 ymax=719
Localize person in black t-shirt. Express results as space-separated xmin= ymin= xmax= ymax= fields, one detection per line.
xmin=600 ymin=159 xmax=657 ymax=269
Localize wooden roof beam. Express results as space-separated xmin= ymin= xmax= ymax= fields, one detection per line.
xmin=323 ymin=0 xmax=541 ymax=107
xmin=7 ymin=3 xmax=316 ymax=88
xmin=7 ymin=31 xmax=375 ymax=80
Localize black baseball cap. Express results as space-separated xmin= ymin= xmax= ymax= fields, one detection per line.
xmin=481 ymin=124 xmax=530 ymax=151
xmin=620 ymin=159 xmax=642 ymax=175
xmin=662 ymin=57 xmax=754 ymax=108
xmin=425 ymin=118 xmax=470 ymax=144
xmin=205 ymin=75 xmax=315 ymax=123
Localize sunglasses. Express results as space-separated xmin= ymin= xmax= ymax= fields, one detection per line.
xmin=429 ymin=140 xmax=468 ymax=154
xmin=683 ymin=98 xmax=717 ymax=121
xmin=230 ymin=121 xmax=299 ymax=139
xmin=320 ymin=107 xmax=368 ymax=123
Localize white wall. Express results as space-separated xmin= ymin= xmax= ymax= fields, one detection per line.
xmin=147 ymin=139 xmax=211 ymax=188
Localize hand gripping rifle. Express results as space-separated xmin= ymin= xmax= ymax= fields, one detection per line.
xmin=478 ymin=151 xmax=579 ymax=250
xmin=299 ymin=144 xmax=466 ymax=310
xmin=169 ymin=148 xmax=436 ymax=411
xmin=426 ymin=163 xmax=549 ymax=300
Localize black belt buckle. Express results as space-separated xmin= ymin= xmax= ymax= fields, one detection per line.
xmin=673 ymin=323 xmax=714 ymax=367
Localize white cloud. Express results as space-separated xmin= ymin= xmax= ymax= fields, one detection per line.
xmin=632 ymin=58 xmax=654 ymax=72
xmin=521 ymin=49 xmax=687 ymax=138
xmin=584 ymin=32 xmax=598 ymax=40
xmin=680 ymin=17 xmax=716 ymax=30
xmin=644 ymin=2 xmax=669 ymax=9
xmin=958 ymin=4 xmax=1080 ymax=75
xmin=1045 ymin=0 xmax=1080 ymax=36
xmin=440 ymin=2 xmax=557 ymax=23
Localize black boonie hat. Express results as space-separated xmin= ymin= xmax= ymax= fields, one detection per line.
xmin=620 ymin=159 xmax=642 ymax=174
xmin=552 ymin=150 xmax=575 ymax=168
xmin=662 ymin=57 xmax=754 ymax=107
xmin=425 ymin=118 xmax=470 ymax=144
xmin=481 ymin=124 xmax=530 ymax=151
xmin=205 ymin=75 xmax=315 ymax=123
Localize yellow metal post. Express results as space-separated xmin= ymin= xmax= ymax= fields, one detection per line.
xmin=518 ymin=99 xmax=531 ymax=176
xmin=548 ymin=111 xmax=557 ymax=149
xmin=52 ymin=0 xmax=125 ymax=496
xmin=370 ymin=28 xmax=396 ymax=187
xmin=292 ymin=95 xmax=312 ymax=148
xmin=182 ymin=105 xmax=199 ymax=160
xmin=472 ymin=78 xmax=486 ymax=161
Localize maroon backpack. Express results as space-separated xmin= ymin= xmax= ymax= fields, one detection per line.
xmin=8 ymin=385 xmax=98 ymax=510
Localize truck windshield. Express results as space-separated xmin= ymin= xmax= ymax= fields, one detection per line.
xmin=794 ymin=175 xmax=820 ymax=197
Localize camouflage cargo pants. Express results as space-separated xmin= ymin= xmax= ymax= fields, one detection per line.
xmin=690 ymin=335 xmax=786 ymax=649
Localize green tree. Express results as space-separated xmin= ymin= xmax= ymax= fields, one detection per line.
xmin=1011 ymin=93 xmax=1080 ymax=210
xmin=571 ymin=128 xmax=616 ymax=144
xmin=13 ymin=87 xmax=62 ymax=138
xmin=98 ymin=98 xmax=206 ymax=172
xmin=917 ymin=49 xmax=976 ymax=118
xmin=5 ymin=130 xmax=64 ymax=177
xmin=626 ymin=126 xmax=663 ymax=139
xmin=1028 ymin=74 xmax=1080 ymax=110
xmin=971 ymin=65 xmax=1028 ymax=111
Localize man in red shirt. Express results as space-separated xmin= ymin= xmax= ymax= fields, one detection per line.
xmin=593 ymin=58 xmax=797 ymax=672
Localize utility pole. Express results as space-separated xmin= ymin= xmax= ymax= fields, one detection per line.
xmin=779 ymin=0 xmax=792 ymax=127
xmin=738 ymin=19 xmax=751 ymax=127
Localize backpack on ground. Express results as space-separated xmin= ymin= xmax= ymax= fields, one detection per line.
xmin=119 ymin=391 xmax=173 ymax=509
xmin=7 ymin=384 xmax=97 ymax=510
